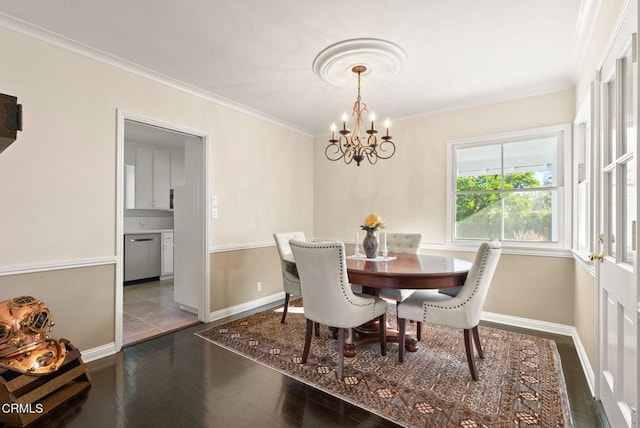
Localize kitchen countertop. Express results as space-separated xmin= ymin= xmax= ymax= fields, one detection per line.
xmin=124 ymin=229 xmax=173 ymax=234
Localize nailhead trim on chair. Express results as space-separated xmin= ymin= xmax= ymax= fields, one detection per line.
xmin=420 ymin=248 xmax=493 ymax=322
xmin=289 ymin=241 xmax=373 ymax=310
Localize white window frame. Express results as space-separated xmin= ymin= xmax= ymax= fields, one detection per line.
xmin=573 ymin=86 xmax=596 ymax=267
xmin=446 ymin=124 xmax=572 ymax=252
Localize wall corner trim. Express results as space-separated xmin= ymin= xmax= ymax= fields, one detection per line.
xmin=209 ymin=291 xmax=285 ymax=322
xmin=80 ymin=342 xmax=117 ymax=363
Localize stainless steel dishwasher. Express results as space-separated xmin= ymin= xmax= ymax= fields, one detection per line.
xmin=124 ymin=233 xmax=161 ymax=283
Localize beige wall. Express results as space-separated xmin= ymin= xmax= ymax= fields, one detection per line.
xmin=314 ymin=88 xmax=576 ymax=324
xmin=574 ymin=263 xmax=597 ymax=366
xmin=210 ymin=247 xmax=282 ymax=311
xmin=0 ymin=265 xmax=115 ymax=350
xmin=0 ymin=26 xmax=313 ymax=351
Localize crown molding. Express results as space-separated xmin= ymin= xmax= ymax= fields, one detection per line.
xmin=393 ymin=82 xmax=575 ymax=125
xmin=573 ymin=0 xmax=603 ymax=77
xmin=0 ymin=13 xmax=313 ymax=138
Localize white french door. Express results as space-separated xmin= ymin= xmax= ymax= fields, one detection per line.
xmin=597 ymin=7 xmax=638 ymax=426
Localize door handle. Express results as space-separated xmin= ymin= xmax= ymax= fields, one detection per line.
xmin=131 ymin=238 xmax=154 ymax=242
xmin=589 ymin=252 xmax=604 ymax=262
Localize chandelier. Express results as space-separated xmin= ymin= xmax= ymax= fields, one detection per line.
xmin=325 ymin=65 xmax=396 ymax=166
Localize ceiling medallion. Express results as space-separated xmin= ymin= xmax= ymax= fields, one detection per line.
xmin=314 ymin=39 xmax=406 ymax=166
xmin=312 ymin=38 xmax=408 ymax=88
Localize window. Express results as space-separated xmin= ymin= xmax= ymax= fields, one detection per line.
xmin=449 ymin=125 xmax=570 ymax=247
xmin=573 ymin=88 xmax=593 ymax=260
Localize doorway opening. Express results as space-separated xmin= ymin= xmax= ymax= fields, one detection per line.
xmin=116 ymin=112 xmax=210 ymax=349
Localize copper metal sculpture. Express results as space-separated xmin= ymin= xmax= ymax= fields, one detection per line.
xmin=0 ymin=296 xmax=67 ymax=375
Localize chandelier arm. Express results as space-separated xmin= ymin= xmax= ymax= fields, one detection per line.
xmin=325 ymin=135 xmax=347 ymax=162
xmin=343 ymin=145 xmax=355 ymax=164
xmin=363 ymin=135 xmax=379 ymax=164
xmin=373 ymin=139 xmax=396 ymax=160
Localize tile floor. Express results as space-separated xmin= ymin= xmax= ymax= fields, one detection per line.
xmin=123 ymin=279 xmax=199 ymax=346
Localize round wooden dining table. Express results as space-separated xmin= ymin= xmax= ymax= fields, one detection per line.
xmin=347 ymin=253 xmax=472 ymax=291
xmin=344 ymin=253 xmax=472 ymax=356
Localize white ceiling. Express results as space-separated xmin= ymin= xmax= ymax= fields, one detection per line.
xmin=0 ymin=0 xmax=591 ymax=136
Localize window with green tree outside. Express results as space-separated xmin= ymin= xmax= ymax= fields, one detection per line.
xmin=452 ymin=128 xmax=566 ymax=244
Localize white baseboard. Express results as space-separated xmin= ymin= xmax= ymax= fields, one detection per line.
xmin=209 ymin=291 xmax=286 ymax=322
xmin=80 ymin=342 xmax=117 ymax=363
xmin=481 ymin=311 xmax=575 ymax=336
xmin=481 ymin=311 xmax=595 ymax=395
xmin=570 ymin=329 xmax=596 ymax=396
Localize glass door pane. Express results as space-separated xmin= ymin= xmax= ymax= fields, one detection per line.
xmin=623 ymin=158 xmax=636 ymax=265
xmin=607 ymin=79 xmax=617 ymax=163
xmin=608 ymin=169 xmax=617 ymax=258
xmin=623 ymin=50 xmax=636 ymax=154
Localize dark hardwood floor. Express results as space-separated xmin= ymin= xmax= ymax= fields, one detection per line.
xmin=18 ymin=306 xmax=609 ymax=428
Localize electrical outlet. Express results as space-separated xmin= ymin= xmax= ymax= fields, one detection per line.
xmin=256 ymin=281 xmax=262 ymax=292
xmin=211 ymin=207 xmax=218 ymax=219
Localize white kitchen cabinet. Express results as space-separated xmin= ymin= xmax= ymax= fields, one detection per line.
xmin=134 ymin=146 xmax=154 ymax=208
xmin=153 ymin=150 xmax=171 ymax=209
xmin=131 ymin=146 xmax=175 ymax=209
xmin=170 ymin=152 xmax=185 ymax=188
xmin=161 ymin=232 xmax=174 ymax=278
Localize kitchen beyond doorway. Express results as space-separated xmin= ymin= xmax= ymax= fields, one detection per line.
xmin=123 ymin=279 xmax=199 ymax=346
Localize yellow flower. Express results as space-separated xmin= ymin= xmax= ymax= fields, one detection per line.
xmin=362 ymin=214 xmax=385 ymax=230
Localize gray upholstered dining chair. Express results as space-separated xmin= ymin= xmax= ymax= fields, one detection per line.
xmin=397 ymin=240 xmax=501 ymax=381
xmin=378 ymin=232 xmax=422 ymax=304
xmin=289 ymin=239 xmax=388 ymax=380
xmin=273 ymin=231 xmax=306 ymax=324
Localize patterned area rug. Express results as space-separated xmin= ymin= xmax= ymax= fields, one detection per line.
xmin=196 ymin=300 xmax=573 ymax=427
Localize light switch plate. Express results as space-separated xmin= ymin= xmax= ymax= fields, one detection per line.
xmin=211 ymin=207 xmax=218 ymax=219
xmin=211 ymin=195 xmax=218 ymax=206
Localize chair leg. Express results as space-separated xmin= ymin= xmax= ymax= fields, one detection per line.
xmin=301 ymin=319 xmax=313 ymax=363
xmin=281 ymin=293 xmax=290 ymax=324
xmin=398 ymin=318 xmax=406 ymax=363
xmin=314 ymin=322 xmax=320 ymax=337
xmin=337 ymin=328 xmax=345 ymax=380
xmin=472 ymin=326 xmax=484 ymax=359
xmin=463 ymin=328 xmax=478 ymax=381
xmin=416 ymin=322 xmax=422 ymax=342
xmin=379 ymin=313 xmax=386 ymax=356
